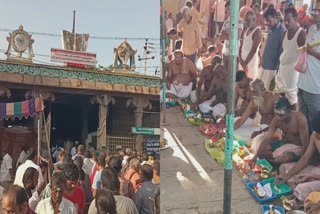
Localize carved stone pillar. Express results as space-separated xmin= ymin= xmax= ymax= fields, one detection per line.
xmin=127 ymin=95 xmax=152 ymax=155
xmin=91 ymin=95 xmax=115 ymax=150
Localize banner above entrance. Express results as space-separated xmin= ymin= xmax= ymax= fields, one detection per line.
xmin=131 ymin=127 xmax=160 ymax=135
xmin=0 ymin=97 xmax=44 ymax=120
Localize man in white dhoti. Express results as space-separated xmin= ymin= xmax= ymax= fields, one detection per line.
xmin=239 ymin=11 xmax=262 ymax=80
xmin=275 ymin=7 xmax=306 ymax=110
xmin=193 ymin=64 xmax=227 ymax=120
xmin=234 ymin=79 xmax=280 ymax=146
xmin=160 ymin=51 xmax=197 ymax=101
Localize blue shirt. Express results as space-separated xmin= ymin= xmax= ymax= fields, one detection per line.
xmin=92 ymin=169 xmax=102 ymax=190
xmin=261 ymin=22 xmax=286 ymax=70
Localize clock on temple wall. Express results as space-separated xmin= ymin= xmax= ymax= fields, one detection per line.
xmin=5 ymin=25 xmax=34 ymax=62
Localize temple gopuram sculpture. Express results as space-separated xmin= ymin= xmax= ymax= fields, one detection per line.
xmin=5 ymin=25 xmax=34 ymax=62
xmin=112 ymin=40 xmax=137 ymax=71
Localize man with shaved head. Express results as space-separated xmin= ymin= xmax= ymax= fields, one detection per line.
xmin=234 ymin=79 xmax=280 ymax=147
xmin=161 ymin=50 xmax=197 ymax=100
xmin=239 ymin=10 xmax=262 ymax=79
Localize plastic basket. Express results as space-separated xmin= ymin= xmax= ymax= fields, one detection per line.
xmin=263 ymin=177 xmax=292 ymax=197
xmin=261 ymin=205 xmax=285 ymax=214
xmin=247 ymin=182 xmax=277 ymax=204
xmin=257 ymin=159 xmax=273 ymax=172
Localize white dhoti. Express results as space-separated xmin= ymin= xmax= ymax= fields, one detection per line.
xmin=160 ymin=82 xmax=193 ymax=100
xmin=275 ymin=63 xmax=300 ymax=105
xmin=234 ymin=117 xmax=268 ymax=146
xmin=198 ymin=96 xmax=226 ymax=118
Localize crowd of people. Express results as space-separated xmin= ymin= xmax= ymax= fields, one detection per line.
xmin=0 ymin=144 xmax=160 ymax=214
xmin=163 ymin=0 xmax=320 ymax=212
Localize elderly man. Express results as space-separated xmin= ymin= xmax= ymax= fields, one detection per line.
xmin=190 ymin=55 xmax=222 ymax=103
xmin=36 ymin=173 xmax=77 ymax=214
xmin=234 ymin=79 xmax=280 ymax=146
xmin=162 ymin=51 xmax=197 ymax=100
xmin=277 ymin=114 xmax=320 ymax=210
xmin=275 ymin=8 xmax=306 ymax=111
xmin=298 ymin=1 xmax=320 ymax=134
xmin=239 ymin=11 xmax=262 ymax=79
xmin=235 ymin=71 xmax=252 ymax=117
xmin=124 ymin=158 xmax=141 ymax=193
xmin=193 ymin=65 xmax=227 ymax=120
xmin=178 ymin=6 xmax=202 ymax=63
xmin=260 ymin=8 xmax=286 ymax=91
xmin=250 ymin=97 xmax=309 ymax=165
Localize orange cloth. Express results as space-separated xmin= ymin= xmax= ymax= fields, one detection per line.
xmin=178 ymin=18 xmax=202 ymax=55
xmin=124 ymin=168 xmax=141 ymax=193
xmin=153 ymin=174 xmax=160 ymax=184
xmin=304 ymin=192 xmax=320 ymax=214
xmin=202 ymin=55 xmax=215 ymax=67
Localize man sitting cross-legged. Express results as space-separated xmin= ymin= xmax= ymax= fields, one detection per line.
xmin=276 ymin=113 xmax=320 ymax=210
xmin=250 ymin=97 xmax=309 ymax=165
xmin=192 ymin=64 xmax=227 ymax=121
xmin=234 ymin=79 xmax=280 ymax=146
xmin=160 ymin=50 xmax=197 ymax=101
xmin=190 ymin=55 xmax=222 ymax=103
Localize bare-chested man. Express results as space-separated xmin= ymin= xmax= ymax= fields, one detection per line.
xmin=193 ymin=64 xmax=227 ymax=120
xmin=235 ymin=71 xmax=252 ymax=117
xmin=277 ymin=114 xmax=320 ymax=209
xmin=250 ymin=97 xmax=309 ymax=165
xmin=163 ymin=50 xmax=197 ymax=100
xmin=234 ymin=79 xmax=280 ymax=146
xmin=190 ymin=55 xmax=222 ymax=103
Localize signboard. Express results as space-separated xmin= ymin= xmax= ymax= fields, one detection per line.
xmin=131 ymin=127 xmax=160 ymax=135
xmin=51 ymin=48 xmax=96 ymax=66
xmin=144 ymin=136 xmax=160 ymax=157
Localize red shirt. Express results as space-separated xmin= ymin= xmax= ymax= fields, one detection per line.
xmin=63 ymin=187 xmax=85 ymax=214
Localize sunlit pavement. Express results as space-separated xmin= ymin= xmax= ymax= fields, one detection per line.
xmin=160 ymin=106 xmax=260 ymax=214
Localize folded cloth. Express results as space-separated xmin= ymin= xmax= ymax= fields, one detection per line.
xmin=273 ymin=144 xmax=303 ymax=160
xmin=283 ymin=162 xmax=320 ymax=201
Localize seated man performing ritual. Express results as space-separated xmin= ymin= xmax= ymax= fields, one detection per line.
xmin=277 ymin=114 xmax=320 ymax=210
xmin=235 ymin=71 xmax=252 ymax=117
xmin=190 ymin=55 xmax=222 ymax=103
xmin=251 ymin=97 xmax=309 ymax=165
xmin=193 ymin=64 xmax=227 ymax=121
xmin=234 ymin=79 xmax=280 ymax=146
xmin=161 ymin=50 xmax=197 ymax=100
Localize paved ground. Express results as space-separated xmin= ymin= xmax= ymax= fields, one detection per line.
xmin=160 ymin=106 xmax=261 ymax=214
